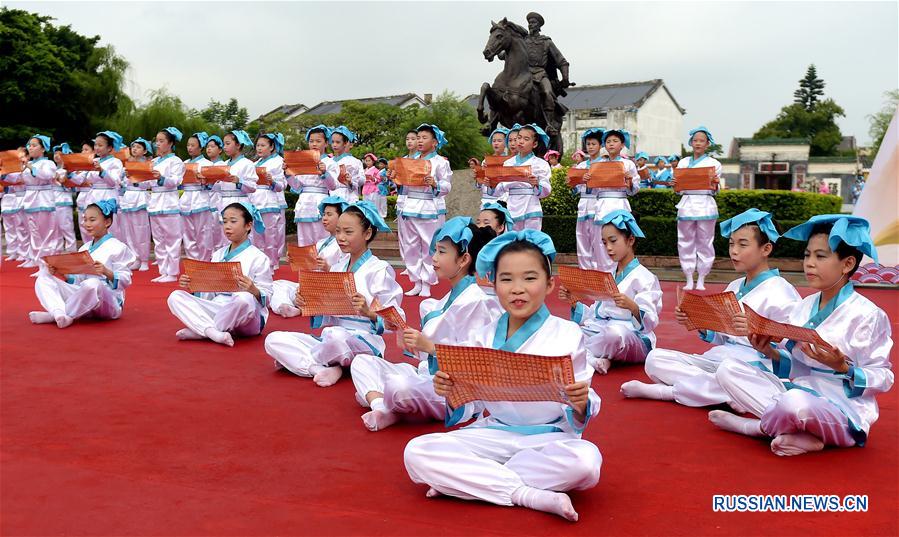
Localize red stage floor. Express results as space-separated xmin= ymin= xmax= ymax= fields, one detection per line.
xmin=1 ymin=262 xmax=896 ymax=536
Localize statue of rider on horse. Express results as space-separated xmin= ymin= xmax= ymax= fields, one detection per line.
xmin=477 ymin=12 xmax=574 ymax=153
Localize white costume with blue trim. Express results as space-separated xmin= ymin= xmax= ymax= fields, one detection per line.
xmin=117 ymin=159 xmax=152 ymax=268
xmin=264 ymin=250 xmax=404 ymax=376
xmin=180 ymin=156 xmax=216 ymax=262
xmin=494 ymin=153 xmax=551 ymax=231
xmin=286 ymin=156 xmax=339 ymax=246
xmin=1 ymin=181 xmax=27 ymax=261
xmin=404 ymin=307 xmax=601 ymax=506
xmin=51 ymin=168 xmax=77 ymax=253
xmin=397 ymin=152 xmax=452 ymax=287
xmin=329 ymin=153 xmax=364 ymax=202
xmin=350 ymin=275 xmax=499 ymax=421
xmin=146 ymin=154 xmax=185 ymax=278
xmin=167 ymin=240 xmax=273 ymax=339
xmin=573 ymin=157 xmax=600 ymax=270
xmin=675 ymin=155 xmax=721 ymax=278
xmin=269 ymin=234 xmax=347 ymax=317
xmin=33 ymin=234 xmax=136 ymax=322
xmin=590 ymin=156 xmax=640 ymax=272
xmin=644 ymin=270 xmax=800 ymax=407
xmin=716 ymin=283 xmax=893 ymax=447
xmin=250 ymin=154 xmax=287 ymax=269
xmin=571 ymin=259 xmax=662 ymax=370
xmin=209 ymin=155 xmax=257 ymax=212
xmin=8 ymin=158 xmax=61 ymax=263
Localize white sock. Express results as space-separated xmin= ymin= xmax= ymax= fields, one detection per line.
xmin=593 ymin=358 xmax=611 ymax=375
xmin=771 ymin=433 xmax=825 ymax=457
xmin=29 ymin=311 xmax=55 ymax=324
xmin=276 ymin=304 xmax=301 ymax=318
xmin=404 ymin=282 xmax=422 ymax=296
xmin=313 ymin=365 xmax=343 ymax=387
xmin=204 ymin=327 xmax=234 ymax=347
xmin=418 ymin=283 xmax=431 ymax=298
xmin=727 ymin=399 xmax=749 ymax=414
xmin=684 ymin=272 xmax=694 ymax=290
xmin=620 ymin=381 xmax=675 ymax=401
xmin=425 ymin=487 xmax=442 ymax=498
xmin=155 ymin=275 xmax=177 ymax=283
xmin=361 ymin=398 xmax=400 ymax=431
xmin=708 ymin=410 xmax=764 ymax=437
xmin=696 ymin=274 xmax=706 ymax=290
xmin=176 ymin=328 xmax=204 ymax=340
xmin=511 ymin=486 xmax=578 ymax=522
xmin=138 ymin=262 xmax=149 ymax=271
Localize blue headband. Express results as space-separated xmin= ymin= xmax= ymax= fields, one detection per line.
xmin=229 ymin=130 xmax=253 ymax=148
xmin=598 ymin=209 xmax=645 ymax=238
xmin=508 ymin=123 xmax=523 ymax=133
xmin=92 ymin=198 xmax=119 ymax=216
xmin=348 ymin=200 xmax=391 ymax=232
xmin=476 ymin=229 xmax=556 ymax=282
xmin=518 ymin=124 xmax=550 ymax=148
xmin=163 ymin=127 xmax=183 ymax=143
xmin=480 ymin=202 xmax=514 ymax=231
xmin=634 ymin=152 xmax=649 ymax=161
xmin=669 ymin=154 xmax=680 ymax=161
xmin=783 ymin=215 xmax=878 ymax=262
xmin=581 ymin=128 xmax=605 ymax=142
xmin=305 ymin=124 xmax=333 ymax=143
xmin=260 ymin=132 xmax=285 ymax=154
xmin=52 ymin=143 xmax=72 ymax=155
xmin=488 ymin=127 xmax=510 ymax=144
xmin=417 ymin=123 xmax=448 ymax=149
xmin=688 ymin=126 xmax=715 ymax=146
xmin=331 ymin=125 xmax=356 ymax=144
xmin=30 ymin=134 xmax=51 ymax=152
xmin=191 ymin=131 xmax=210 ymax=148
xmin=223 ymin=201 xmax=265 ymax=234
xmin=602 ymin=129 xmax=631 ymax=149
xmin=317 ymin=195 xmax=349 ymax=217
xmin=131 ymin=137 xmax=154 ymax=155
xmin=720 ymin=208 xmax=780 ymax=243
xmin=96 ymin=131 xmax=125 ymax=151
xmin=206 ymin=135 xmax=223 ymax=149
xmin=655 ymin=156 xmax=669 ymax=165
xmin=429 ymin=216 xmax=473 ymax=255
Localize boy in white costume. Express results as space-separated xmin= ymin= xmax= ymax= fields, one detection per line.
xmin=285 ymin=125 xmax=339 ymax=246
xmin=571 ymin=128 xmax=604 ymax=269
xmin=180 ymin=132 xmax=216 ymax=262
xmin=468 ymin=127 xmax=509 ymax=208
xmin=118 ymin=138 xmax=153 ymax=271
xmin=493 ymin=124 xmax=551 ymax=232
xmin=328 ymin=126 xmax=364 ymax=203
xmin=6 ymin=135 xmax=61 ymax=268
xmin=251 ymin=133 xmax=287 ymax=270
xmin=147 ymin=127 xmax=185 ymax=283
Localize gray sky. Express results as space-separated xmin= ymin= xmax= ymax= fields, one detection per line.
xmin=17 ymin=1 xmax=899 ymax=152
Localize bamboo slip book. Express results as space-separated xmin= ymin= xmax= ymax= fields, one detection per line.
xmin=198 ymin=166 xmax=233 ymax=182
xmin=60 ymin=153 xmax=95 ymax=172
xmin=673 ymin=167 xmax=716 ymax=192
xmin=388 ymin=158 xmax=431 ymax=186
xmin=283 ymin=150 xmax=321 ymax=176
xmin=566 ymin=161 xmax=627 ymax=189
xmin=743 ymin=304 xmax=830 ymax=347
xmin=433 ymin=344 xmax=576 ymax=408
xmin=182 ymin=163 xmax=201 ymax=184
xmin=124 ymin=161 xmax=155 ymax=182
xmin=287 ymin=244 xmax=318 ymax=272
xmin=678 ymin=290 xmax=742 ymax=334
xmin=558 ymin=265 xmax=619 ymax=303
xmin=255 ymin=167 xmax=272 ymax=186
xmin=42 ymin=251 xmax=95 ymax=276
xmin=182 ymin=259 xmax=243 ymax=293
xmin=0 ymin=150 xmax=21 ymax=176
xmin=297 ymin=271 xmax=358 ymax=317
xmin=482 ymin=165 xmax=532 ymax=188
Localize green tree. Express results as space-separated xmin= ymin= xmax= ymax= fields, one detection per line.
xmin=200 ymin=98 xmax=250 ymax=132
xmin=793 ymin=64 xmax=825 ymax=111
xmin=410 ymin=92 xmax=491 ymax=168
xmin=0 ymin=8 xmax=130 ymax=147
xmin=867 ymin=89 xmax=899 ymax=158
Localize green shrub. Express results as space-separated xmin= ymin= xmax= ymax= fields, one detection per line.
xmin=541 ymin=167 xmax=579 ymax=217
xmin=283 ymin=192 xmax=397 ymax=235
xmin=541 ymin=215 xmax=577 ymax=254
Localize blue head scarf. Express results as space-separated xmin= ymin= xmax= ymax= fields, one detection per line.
xmin=305 ymin=124 xmax=333 ymax=143
xmin=228 ymin=130 xmax=253 ymax=148
xmin=92 ymin=198 xmax=119 ymax=216
xmin=223 ymin=201 xmax=265 ymax=234
xmin=162 ymin=127 xmax=183 ymax=143
xmin=331 ymin=125 xmax=356 ymax=144
xmin=488 ymin=127 xmax=510 ymax=147
xmin=30 ymin=134 xmax=51 ymax=152
xmin=416 ymin=124 xmax=448 ymax=150
xmin=783 ymin=215 xmax=878 ymax=262
xmin=669 ymin=153 xmax=680 ymax=162
xmin=96 ymin=131 xmax=125 ymax=151
xmin=654 ymin=156 xmax=669 ymax=166
xmin=598 ymin=209 xmax=645 ymax=238
xmin=348 ymin=200 xmax=391 ymax=232
xmin=581 ymin=128 xmax=605 ymax=143
xmin=191 ymin=131 xmax=210 ymax=148
xmin=480 ymin=202 xmax=514 ymax=232
xmin=720 ymin=208 xmax=780 ymax=243
xmin=429 ymin=216 xmax=473 ymax=255
xmin=602 ymin=129 xmax=631 ymax=149
xmin=317 ymin=195 xmax=349 ymax=217
xmin=688 ymin=126 xmax=715 ymax=146
xmin=259 ymin=132 xmax=285 ymax=154
xmin=517 ymin=124 xmax=549 ymax=149
xmin=132 ymin=137 xmax=154 ymax=155
xmin=475 ymin=229 xmax=556 ymax=282
xmin=634 ymin=151 xmax=649 ymax=161
xmin=52 ymin=143 xmax=72 ymax=155
xmin=206 ymin=135 xmax=224 ymax=149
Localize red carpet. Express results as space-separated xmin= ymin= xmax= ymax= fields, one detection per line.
xmin=1 ymin=262 xmax=896 ymax=536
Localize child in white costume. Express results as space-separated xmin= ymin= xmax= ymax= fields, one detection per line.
xmin=118 ymin=138 xmax=153 ymax=271
xmin=6 ymin=135 xmax=61 ymax=268
xmin=270 ymin=196 xmax=349 ymax=318
xmin=394 ymin=131 xmax=419 ymax=278
xmin=621 ymin=209 xmax=801 ymax=408
xmin=710 ymin=215 xmax=893 ymax=456
xmin=404 ymin=230 xmax=601 ymax=523
xmin=286 ymin=125 xmax=339 ymax=246
xmin=29 ymin=199 xmax=136 ymax=329
xmin=251 ymin=133 xmax=287 ymax=270
xmin=70 ymin=131 xmax=123 ymax=241
xmin=351 ymin=217 xmax=499 ymax=431
xmin=589 ymin=129 xmax=640 ymax=272
xmin=167 ymin=201 xmax=273 ymax=347
xmin=264 ymin=201 xmax=404 ymax=387
xmin=180 ymin=132 xmax=216 ymax=262
xmin=563 ymin=210 xmax=662 ymax=375
xmin=328 ymin=126 xmax=364 ymax=203
xmin=147 ymin=127 xmax=185 ymax=283
xmin=572 ymin=128 xmax=603 ymax=270
xmin=50 ymin=144 xmax=78 ymax=253
xmin=675 ymin=126 xmax=722 ymax=291
xmin=494 ymin=124 xmax=551 ymax=232
xmin=468 ymin=127 xmax=509 ymax=208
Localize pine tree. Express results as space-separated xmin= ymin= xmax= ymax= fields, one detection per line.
xmin=793 ymin=64 xmax=826 ymax=111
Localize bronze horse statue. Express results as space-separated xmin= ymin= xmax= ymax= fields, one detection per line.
xmin=476 ymin=18 xmax=568 ymax=153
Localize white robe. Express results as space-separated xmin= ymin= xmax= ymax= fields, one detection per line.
xmin=675 ymin=155 xmax=722 ymax=220
xmin=329 ymin=153 xmax=364 ymax=202
xmin=494 ymin=154 xmax=551 ymax=229
xmin=209 ymin=155 xmax=257 ymax=211
xmin=403 ymin=308 xmax=602 ymax=506
xmin=287 ymin=155 xmax=339 ymax=245
xmin=269 ymin=234 xmax=348 ymax=317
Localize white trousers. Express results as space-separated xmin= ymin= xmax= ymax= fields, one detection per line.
xmin=167 ymin=290 xmax=263 ymax=338
xmin=35 ymin=274 xmax=121 ymax=320
xmin=512 ymin=217 xmax=542 ymax=232
xmin=118 ymin=210 xmax=151 ymax=264
xmin=584 ymin=324 xmax=649 ymax=367
xmin=252 ymin=212 xmax=284 ymax=269
xmin=295 ymin=221 xmax=327 ymax=247
xmin=362 ymin=193 xmax=388 ymax=218
xmin=676 ymin=219 xmax=716 ymax=276
xmin=2 ymin=211 xmax=27 ymax=258
xmin=27 ymin=210 xmax=61 ymax=262
xmin=55 ymin=206 xmax=77 ymax=253
xmin=576 ymin=219 xmax=597 ymax=270
xmin=350 ymin=355 xmax=445 ymax=420
xmin=270 ymin=279 xmax=300 ymax=316
xmin=182 ymin=210 xmax=216 ymax=262
xmin=150 ymin=214 xmax=182 ymax=277
xmin=399 ymin=216 xmax=439 ymax=286
xmin=404 ymin=428 xmax=601 ymax=506
xmin=264 ymin=326 xmax=384 ymax=376
xmin=716 ymin=359 xmax=856 ymax=447
xmin=644 ymin=345 xmax=741 ymax=407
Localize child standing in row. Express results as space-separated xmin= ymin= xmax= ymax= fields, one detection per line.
xmin=495 ymin=124 xmax=552 ymax=231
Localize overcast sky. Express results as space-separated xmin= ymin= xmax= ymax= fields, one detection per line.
xmin=16 ymin=1 xmax=899 ymax=152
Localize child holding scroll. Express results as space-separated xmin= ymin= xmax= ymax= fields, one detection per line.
xmin=285 ymin=125 xmax=339 ymax=246
xmin=572 ymin=128 xmax=603 ymax=270
xmin=493 ymin=124 xmax=551 ymax=232
xmin=622 ymin=209 xmax=801 ymax=408
xmin=118 ymin=137 xmax=153 ymax=271
xmin=468 ymin=127 xmax=509 ymax=208
xmin=634 ymin=152 xmax=650 ymax=188
xmin=142 ymin=127 xmax=185 ymax=283
xmin=251 ymin=133 xmax=287 ymax=270
xmin=674 ymin=126 xmax=722 ymax=290
xmin=264 ymin=201 xmax=404 ymax=387
xmin=711 ymin=215 xmax=893 ymax=456
xmin=1 ymin=147 xmax=28 ymax=263
xmin=270 ymin=196 xmax=349 ymax=318
xmin=651 ymin=156 xmax=672 ymax=189
xmin=4 ymin=135 xmax=60 ymax=268
xmin=403 ymin=230 xmax=601 ymax=522
xmin=181 ymin=132 xmax=215 ymax=262
xmin=30 ymin=199 xmax=136 ymax=328
xmin=561 ymin=210 xmax=662 ymax=374
xmin=70 ymin=131 xmax=123 ymax=242
xmin=203 ymin=135 xmax=227 ymax=249
xmin=50 ymin=143 xmax=78 ymax=253
xmin=395 ymin=130 xmax=420 ymax=277
xmin=351 ymin=217 xmax=498 ymax=431
xmin=362 ymin=153 xmax=387 ymax=218
xmin=167 ymin=201 xmax=273 ymax=347
xmin=329 ymin=126 xmax=364 ymax=203
xmin=589 ymin=129 xmax=640 ymax=271
xmin=204 ymin=130 xmax=259 ymax=252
